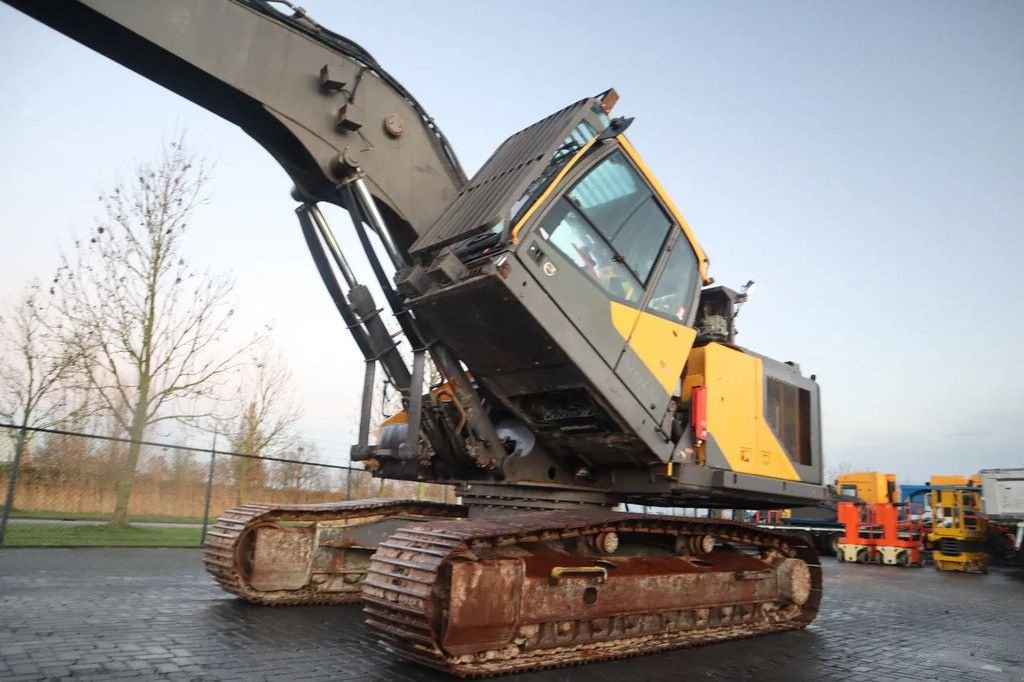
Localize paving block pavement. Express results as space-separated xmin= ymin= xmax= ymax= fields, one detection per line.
xmin=1 ymin=548 xmax=1022 ymax=681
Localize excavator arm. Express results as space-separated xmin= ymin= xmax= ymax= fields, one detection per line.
xmin=6 ymin=0 xmax=466 ymax=246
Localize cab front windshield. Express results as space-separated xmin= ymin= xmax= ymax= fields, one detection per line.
xmin=538 ymin=150 xmax=700 ymax=322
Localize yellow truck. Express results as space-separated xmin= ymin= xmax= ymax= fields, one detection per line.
xmin=836 ymin=472 xmax=898 ymax=504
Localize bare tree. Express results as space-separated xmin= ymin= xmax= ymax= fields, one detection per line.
xmin=0 ymin=284 xmax=82 ymax=433
xmin=0 ymin=284 xmax=81 ymax=542
xmin=230 ymin=341 xmax=302 ymax=504
xmin=52 ymin=135 xmax=248 ymax=527
xmin=271 ymin=440 xmax=328 ymax=494
xmin=825 ymin=460 xmax=855 ymax=487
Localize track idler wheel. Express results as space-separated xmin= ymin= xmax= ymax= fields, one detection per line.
xmin=675 ymin=533 xmax=715 ymax=555
xmin=777 ymin=558 xmax=812 ymax=605
xmin=588 ymin=531 xmax=620 ymax=554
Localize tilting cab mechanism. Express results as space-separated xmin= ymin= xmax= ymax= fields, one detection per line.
xmin=390 ymin=99 xmax=824 ymax=510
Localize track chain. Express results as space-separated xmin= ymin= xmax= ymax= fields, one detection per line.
xmin=363 ymin=509 xmax=822 ymax=677
xmin=203 ymin=498 xmax=465 ymax=606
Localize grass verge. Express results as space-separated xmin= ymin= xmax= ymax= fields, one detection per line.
xmin=4 ymin=522 xmax=202 ymax=547
xmin=10 ymin=509 xmax=205 ymax=524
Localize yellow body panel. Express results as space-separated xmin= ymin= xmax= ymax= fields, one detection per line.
xmin=379 ymin=411 xmax=409 ymax=427
xmin=929 ymin=475 xmax=964 ymax=525
xmin=933 ymin=551 xmax=989 ymax=573
xmin=929 ymin=474 xmax=969 ymax=487
xmin=836 ymin=472 xmax=898 ymax=504
xmin=928 ymin=483 xmax=986 ymax=543
xmin=929 ymin=484 xmax=989 ymax=574
xmin=609 ymin=299 xmax=643 ymax=351
xmin=928 ymin=476 xmax=973 ymax=534
xmin=680 ymin=347 xmax=705 ymax=396
xmin=610 ymin=302 xmax=696 ymax=394
xmin=682 ymin=343 xmax=800 ymax=481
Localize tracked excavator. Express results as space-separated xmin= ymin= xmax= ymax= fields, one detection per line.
xmin=6 ymin=0 xmax=825 ymax=676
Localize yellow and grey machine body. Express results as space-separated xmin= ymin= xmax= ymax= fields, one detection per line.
xmin=678 ymin=343 xmax=822 ymax=499
xmin=2 ymin=3 xmax=825 ymax=511
xmin=402 ymin=97 xmax=823 ymax=509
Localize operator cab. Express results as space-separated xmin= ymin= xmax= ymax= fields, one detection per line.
xmin=397 ymin=92 xmax=820 ymax=505
xmin=513 ymin=134 xmax=705 ymax=425
xmin=400 ymin=92 xmax=708 ymax=471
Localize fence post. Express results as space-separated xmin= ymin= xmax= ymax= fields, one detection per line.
xmin=0 ymin=424 xmax=29 ymax=547
xmin=200 ymin=429 xmax=217 ymax=546
xmin=345 ymin=466 xmax=353 ymax=501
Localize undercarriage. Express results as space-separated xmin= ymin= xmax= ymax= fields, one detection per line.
xmin=205 ymin=500 xmax=821 ymax=677
xmin=203 ymin=499 xmax=465 ymax=606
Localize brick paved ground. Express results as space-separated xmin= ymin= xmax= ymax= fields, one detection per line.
xmin=0 ymin=548 xmax=1022 ymax=681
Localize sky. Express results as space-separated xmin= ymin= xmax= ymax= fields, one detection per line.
xmin=0 ymin=1 xmax=1022 ymax=483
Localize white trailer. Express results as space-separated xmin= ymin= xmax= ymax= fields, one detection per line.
xmin=980 ymin=468 xmax=1024 ymax=563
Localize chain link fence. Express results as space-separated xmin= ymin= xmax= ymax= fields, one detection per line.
xmin=0 ymin=423 xmax=453 ymax=547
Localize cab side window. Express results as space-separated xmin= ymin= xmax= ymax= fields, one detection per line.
xmin=645 ymin=236 xmax=700 ymax=324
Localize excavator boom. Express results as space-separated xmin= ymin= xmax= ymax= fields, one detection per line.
xmin=7 ymin=0 xmax=465 ymax=244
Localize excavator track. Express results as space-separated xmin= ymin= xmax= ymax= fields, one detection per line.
xmin=203 ymin=499 xmax=465 ymax=606
xmin=363 ymin=510 xmax=821 ymax=677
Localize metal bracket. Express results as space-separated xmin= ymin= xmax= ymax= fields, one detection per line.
xmin=549 ymin=566 xmax=608 ymax=585
xmin=400 ymin=349 xmax=427 ymax=461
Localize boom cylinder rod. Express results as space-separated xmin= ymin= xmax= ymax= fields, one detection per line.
xmin=296 ymin=205 xmax=375 ymax=362
xmin=342 ymin=182 xmax=425 ymax=350
xmin=357 ymin=360 xmax=375 ymax=453
xmin=347 ymin=285 xmax=411 ymax=391
xmin=297 ymin=204 xmax=410 ymax=390
xmin=352 ymin=176 xmax=407 ymax=270
xmin=307 ymin=203 xmax=358 ymax=288
xmin=343 ymin=180 xmax=505 ymax=468
xmin=306 ymin=200 xmax=412 ymax=389
xmin=400 ymin=349 xmax=426 ymax=460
